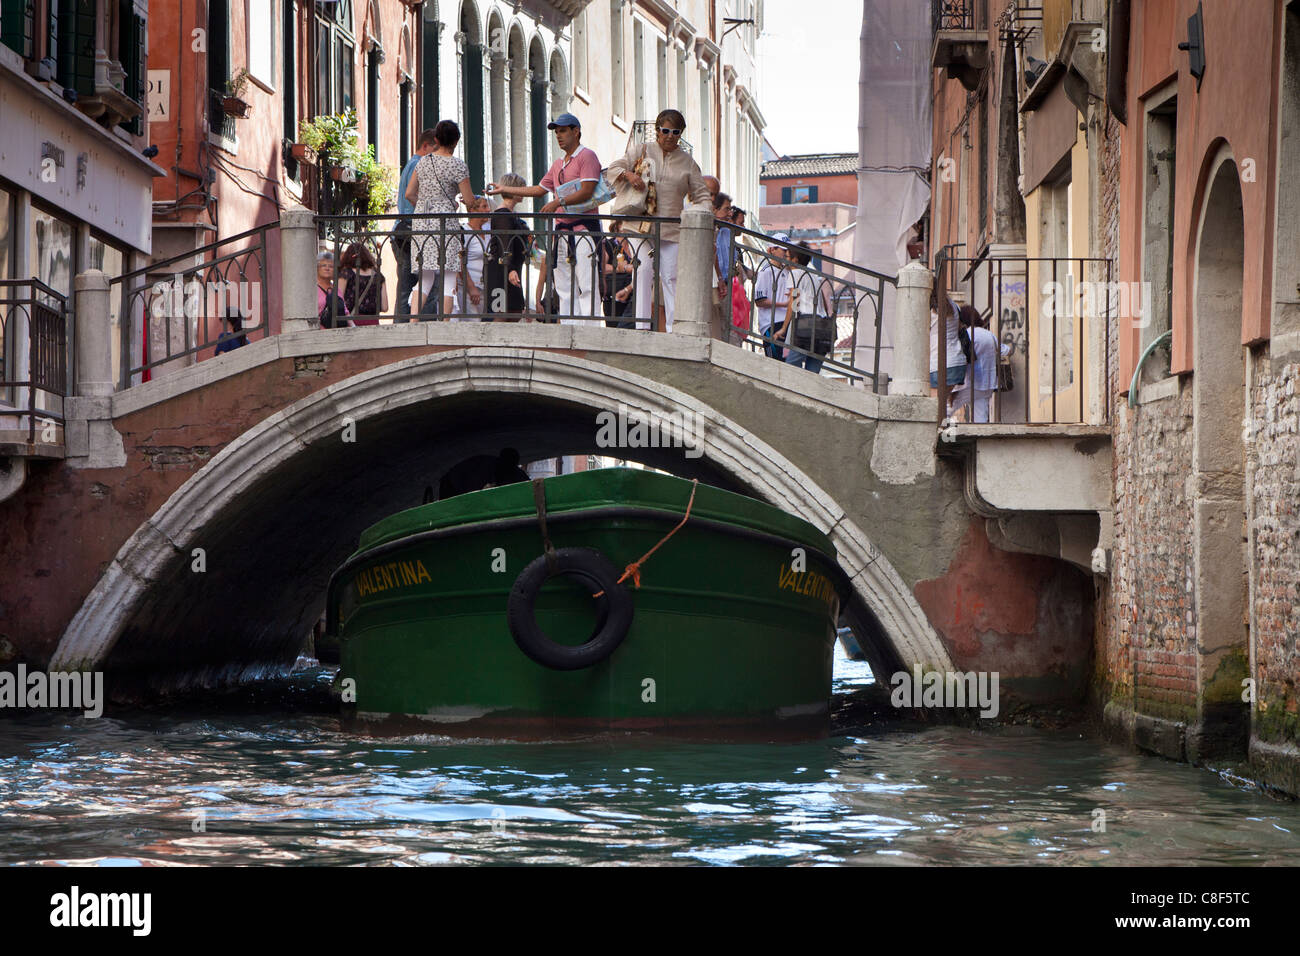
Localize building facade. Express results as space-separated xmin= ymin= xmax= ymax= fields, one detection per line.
xmin=927 ymin=0 xmax=1300 ymax=792
xmin=1 ymin=0 xmax=161 ymax=433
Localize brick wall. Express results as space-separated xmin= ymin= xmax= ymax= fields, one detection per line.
xmin=1250 ymin=350 xmax=1300 ymax=744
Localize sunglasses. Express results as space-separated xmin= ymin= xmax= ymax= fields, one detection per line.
xmin=658 ymin=127 xmax=684 ymax=137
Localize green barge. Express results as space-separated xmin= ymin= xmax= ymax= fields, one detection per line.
xmin=326 ymin=468 xmax=846 ymax=739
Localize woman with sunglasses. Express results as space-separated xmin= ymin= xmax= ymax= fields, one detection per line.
xmin=605 ymin=108 xmax=711 ymax=332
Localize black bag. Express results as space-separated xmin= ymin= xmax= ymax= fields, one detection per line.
xmin=997 ymin=355 xmax=1015 ymax=392
xmin=318 ymin=291 xmax=348 ymax=328
xmin=792 ymin=313 xmax=836 ymax=356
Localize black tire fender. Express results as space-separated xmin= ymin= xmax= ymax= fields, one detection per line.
xmin=507 ymin=547 xmax=634 ymax=670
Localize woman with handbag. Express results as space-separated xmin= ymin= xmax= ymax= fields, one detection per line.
xmin=605 ymin=109 xmax=711 ymax=332
xmin=774 ymin=243 xmax=834 ymax=374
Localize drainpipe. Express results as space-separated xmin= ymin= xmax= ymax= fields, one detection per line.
xmin=1127 ymin=329 xmax=1172 ymax=407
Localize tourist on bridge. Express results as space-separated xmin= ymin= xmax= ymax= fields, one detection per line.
xmin=338 ymin=242 xmax=386 ymax=324
xmin=393 ymin=129 xmax=437 ymax=321
xmin=487 ymin=113 xmax=603 ymax=324
xmin=316 ymin=250 xmax=351 ymax=328
xmin=712 ymin=191 xmax=734 ymax=338
xmin=405 ymin=120 xmax=477 ymax=320
xmin=606 ymin=109 xmax=712 ymax=332
xmin=774 ymin=242 xmax=835 ymax=374
xmin=600 ymin=220 xmax=637 ymax=328
xmin=753 ymin=234 xmax=792 ymax=359
xmin=484 ymin=173 xmax=531 ymax=322
xmin=452 ymin=197 xmax=491 ymax=320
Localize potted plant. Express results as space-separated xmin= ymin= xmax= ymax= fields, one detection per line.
xmin=355 ymin=146 xmax=398 ymax=222
xmin=299 ymin=110 xmax=364 ymax=180
xmin=222 ymin=68 xmax=252 ymax=118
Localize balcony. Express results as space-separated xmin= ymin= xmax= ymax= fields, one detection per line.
xmin=931 ymin=0 xmax=988 ymax=90
xmin=0 ymin=279 xmax=68 ymax=460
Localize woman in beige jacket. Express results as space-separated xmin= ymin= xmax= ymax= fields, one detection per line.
xmin=605 ymin=109 xmax=712 ymax=331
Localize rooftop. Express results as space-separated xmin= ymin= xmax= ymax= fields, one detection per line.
xmin=760 ymin=152 xmax=859 ymax=179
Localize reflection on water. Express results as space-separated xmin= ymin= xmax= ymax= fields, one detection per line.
xmin=1 ymin=653 xmax=1298 ymax=866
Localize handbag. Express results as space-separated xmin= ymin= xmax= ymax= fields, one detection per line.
xmin=997 ymin=355 xmax=1015 ymax=392
xmin=612 ymin=145 xmax=655 ymax=231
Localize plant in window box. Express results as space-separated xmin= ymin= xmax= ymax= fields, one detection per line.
xmin=222 ymin=68 xmax=252 ymax=118
xmin=300 ymin=110 xmax=365 ymax=180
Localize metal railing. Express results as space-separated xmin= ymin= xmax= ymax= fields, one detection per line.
xmin=717 ymin=224 xmax=895 ymax=390
xmin=0 ymin=279 xmax=68 ymax=443
xmin=112 ymin=223 xmax=273 ymax=388
xmin=939 ymin=254 xmax=1113 ymax=425
xmin=318 ymin=211 xmax=672 ymax=329
xmin=932 ymin=0 xmax=977 ymax=31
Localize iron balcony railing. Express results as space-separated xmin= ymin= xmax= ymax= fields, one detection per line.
xmin=938 ymin=253 xmax=1114 ymax=425
xmin=0 ymin=278 xmax=69 ymax=443
xmin=932 ymin=0 xmax=978 ymax=32
xmin=112 ymin=223 xmax=273 ymax=389
xmin=717 ymin=224 xmax=896 ymax=391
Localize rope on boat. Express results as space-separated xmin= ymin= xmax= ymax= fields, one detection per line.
xmin=593 ymin=479 xmax=699 ymax=597
xmin=531 ymin=478 xmax=559 ymax=573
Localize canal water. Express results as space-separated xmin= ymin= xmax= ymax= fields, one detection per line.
xmin=2 ymin=653 xmax=1298 ymax=866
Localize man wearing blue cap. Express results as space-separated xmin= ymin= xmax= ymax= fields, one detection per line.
xmin=487 ymin=113 xmax=603 ymax=323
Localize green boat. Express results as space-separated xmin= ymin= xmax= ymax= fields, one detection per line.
xmin=325 ymin=468 xmax=847 ymax=739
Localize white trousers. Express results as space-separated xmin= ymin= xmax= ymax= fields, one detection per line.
xmin=950 ymin=384 xmax=993 ymax=422
xmin=634 ymin=240 xmax=679 ymax=332
xmin=553 ymin=231 xmax=599 ymax=323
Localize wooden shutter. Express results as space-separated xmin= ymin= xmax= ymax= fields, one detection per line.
xmin=781 ymin=186 xmax=791 ymax=204
xmin=56 ymin=0 xmax=95 ymax=96
xmin=808 ymin=184 xmax=818 ymax=203
xmin=2 ymin=0 xmax=34 ymax=58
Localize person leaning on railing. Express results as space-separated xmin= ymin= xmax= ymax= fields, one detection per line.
xmin=316 ymin=250 xmax=352 ymax=328
xmin=605 ymin=109 xmax=711 ymax=333
xmin=483 ymin=173 xmax=531 ymax=322
xmin=405 ymin=119 xmax=477 ymax=319
xmin=487 ymin=112 xmax=603 ymax=324
xmin=774 ymin=241 xmax=834 ymax=374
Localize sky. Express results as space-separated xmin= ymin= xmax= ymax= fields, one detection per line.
xmin=757 ymin=0 xmax=861 ymax=156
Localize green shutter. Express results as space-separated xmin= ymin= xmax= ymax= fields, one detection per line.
xmin=2 ymin=0 xmax=34 ymax=58
xmin=808 ymin=184 xmax=818 ymax=203
xmin=781 ymin=186 xmax=791 ymax=204
xmin=56 ymin=0 xmax=95 ymax=96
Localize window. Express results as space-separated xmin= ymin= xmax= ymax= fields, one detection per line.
xmin=633 ymin=18 xmax=644 ymax=121
xmin=209 ymin=0 xmax=234 ymax=138
xmin=249 ymin=0 xmax=275 ymax=88
xmin=573 ymin=9 xmax=587 ymax=91
xmin=315 ymin=0 xmax=354 ymax=116
xmin=1 ymin=0 xmax=34 ymax=58
xmin=609 ymin=0 xmax=623 ymax=116
xmin=655 ymin=37 xmax=666 ymax=116
xmin=283 ymin=0 xmax=297 ymax=145
xmin=420 ymin=2 xmax=439 ymax=128
xmin=400 ymin=78 xmax=412 ymax=166
xmin=1141 ymin=92 xmax=1177 ymax=379
xmin=57 ymin=0 xmax=96 ymax=98
xmin=366 ymin=46 xmax=379 ymax=160
xmin=117 ymin=1 xmax=146 ymax=134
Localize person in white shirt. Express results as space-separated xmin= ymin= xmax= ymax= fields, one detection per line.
xmin=752 ymin=234 xmax=792 ymax=359
xmin=949 ymin=305 xmax=1010 ymax=422
xmin=774 ymin=241 xmax=834 ymax=374
xmin=930 ymin=294 xmax=968 ymax=393
xmin=452 ymin=197 xmax=491 ymax=320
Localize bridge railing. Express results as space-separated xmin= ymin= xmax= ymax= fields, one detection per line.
xmin=316 ymin=211 xmax=680 ymax=329
xmin=717 ymin=225 xmax=897 ymax=391
xmin=111 ymin=223 xmax=274 ymax=388
xmin=0 ymin=279 xmax=68 ymax=443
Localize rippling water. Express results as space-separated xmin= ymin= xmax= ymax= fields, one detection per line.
xmin=2 ymin=654 xmax=1298 ymax=866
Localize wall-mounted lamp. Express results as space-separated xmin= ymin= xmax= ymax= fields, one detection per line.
xmin=1177 ymin=1 xmax=1205 ymax=90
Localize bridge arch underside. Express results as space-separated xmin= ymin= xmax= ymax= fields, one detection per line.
xmin=56 ymin=350 xmax=945 ymax=692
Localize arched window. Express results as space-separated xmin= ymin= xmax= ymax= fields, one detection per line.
xmin=315 ymin=0 xmax=355 ymax=116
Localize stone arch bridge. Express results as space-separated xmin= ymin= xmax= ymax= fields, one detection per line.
xmin=1 ymin=318 xmax=1105 ymax=705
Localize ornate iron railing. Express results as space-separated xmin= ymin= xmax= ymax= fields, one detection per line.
xmin=0 ymin=279 xmax=68 ymax=443
xmin=112 ymin=223 xmax=273 ymax=388
xmin=317 ymin=211 xmax=671 ymax=329
xmin=932 ymin=0 xmax=976 ymax=31
xmin=716 ymin=224 xmax=896 ymax=390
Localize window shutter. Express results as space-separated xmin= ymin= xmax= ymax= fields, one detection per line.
xmin=126 ymin=12 xmax=146 ymax=133
xmin=808 ymin=185 xmax=818 ymax=203
xmin=781 ymin=186 xmax=791 ymax=204
xmin=1 ymin=0 xmax=34 ymax=58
